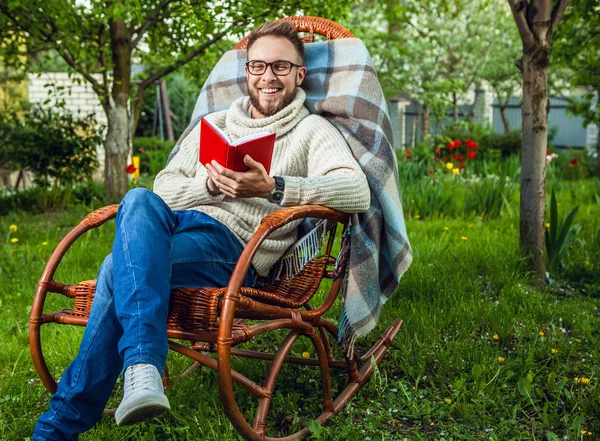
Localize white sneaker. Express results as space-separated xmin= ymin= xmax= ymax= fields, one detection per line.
xmin=115 ymin=363 xmax=170 ymax=426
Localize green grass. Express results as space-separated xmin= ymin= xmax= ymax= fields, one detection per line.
xmin=1 ymin=180 xmax=599 ymax=440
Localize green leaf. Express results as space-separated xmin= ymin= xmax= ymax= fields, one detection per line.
xmin=517 ymin=377 xmax=531 ymax=397
xmin=472 ymin=364 xmax=483 ymax=381
xmin=546 ymin=431 xmax=560 ymax=441
xmin=550 ymin=188 xmax=558 ymax=243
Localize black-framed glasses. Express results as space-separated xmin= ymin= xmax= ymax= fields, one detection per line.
xmin=246 ymin=60 xmax=303 ymax=76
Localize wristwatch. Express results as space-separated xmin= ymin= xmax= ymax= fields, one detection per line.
xmin=268 ymin=176 xmax=285 ymax=204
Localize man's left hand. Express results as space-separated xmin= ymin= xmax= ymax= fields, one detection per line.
xmin=205 ymin=155 xmax=275 ymax=199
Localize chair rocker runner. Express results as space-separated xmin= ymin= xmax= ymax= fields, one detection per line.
xmin=30 ymin=17 xmax=404 ymax=441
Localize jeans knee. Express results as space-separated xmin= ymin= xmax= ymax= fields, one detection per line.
xmin=121 ymin=188 xmax=156 ymax=208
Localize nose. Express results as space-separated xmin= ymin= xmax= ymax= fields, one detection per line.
xmin=261 ymin=64 xmax=278 ymax=81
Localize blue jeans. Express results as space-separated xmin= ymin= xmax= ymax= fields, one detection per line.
xmin=33 ymin=188 xmax=256 ymax=441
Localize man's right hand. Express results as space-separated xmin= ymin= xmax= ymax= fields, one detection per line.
xmin=206 ymin=175 xmax=221 ymax=196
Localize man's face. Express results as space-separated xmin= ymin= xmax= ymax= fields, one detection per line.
xmin=245 ymin=36 xmax=306 ymax=119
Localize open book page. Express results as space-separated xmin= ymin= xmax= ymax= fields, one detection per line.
xmin=202 ymin=116 xmax=272 ymax=146
xmin=233 ymin=132 xmax=273 ymax=146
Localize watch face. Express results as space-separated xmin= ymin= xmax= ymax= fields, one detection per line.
xmin=271 ymin=189 xmax=284 ymax=204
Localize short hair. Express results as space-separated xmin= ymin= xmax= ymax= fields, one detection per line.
xmin=246 ymin=21 xmax=305 ymax=64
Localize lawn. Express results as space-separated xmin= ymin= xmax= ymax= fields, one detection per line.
xmin=1 ymin=178 xmax=599 ymax=440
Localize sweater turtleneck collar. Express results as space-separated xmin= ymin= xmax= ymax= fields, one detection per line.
xmin=225 ymin=88 xmax=309 ymax=140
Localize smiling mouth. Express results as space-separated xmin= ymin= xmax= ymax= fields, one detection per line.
xmin=260 ymin=88 xmax=282 ymax=96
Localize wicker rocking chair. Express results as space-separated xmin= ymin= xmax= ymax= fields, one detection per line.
xmin=30 ymin=17 xmax=403 ymax=441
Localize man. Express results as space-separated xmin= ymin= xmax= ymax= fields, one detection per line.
xmin=33 ymin=21 xmax=370 ymax=440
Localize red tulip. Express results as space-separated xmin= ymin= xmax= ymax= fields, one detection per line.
xmin=452 ymin=154 xmax=458 ymax=160
xmin=447 ymin=141 xmax=455 ymax=148
xmin=470 ymin=142 xmax=479 ymax=149
xmin=467 ymin=151 xmax=477 ymax=159
xmin=456 ymin=155 xmax=464 ymax=162
xmin=454 ymin=140 xmax=462 ymax=147
xmin=459 ymin=163 xmax=466 ymax=169
xmin=125 ymin=164 xmax=137 ymax=174
xmin=569 ymin=158 xmax=579 ymax=167
xmin=428 ymin=169 xmax=434 ymax=174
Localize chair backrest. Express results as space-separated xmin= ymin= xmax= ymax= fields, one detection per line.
xmin=233 ymin=16 xmax=355 ymax=50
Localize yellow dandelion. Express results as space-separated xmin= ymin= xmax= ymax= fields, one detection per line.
xmin=446 ymin=162 xmax=454 ymax=170
xmin=581 ymin=377 xmax=590 ymax=385
xmin=551 ymin=348 xmax=558 ymax=355
xmin=492 ymin=334 xmax=500 ymax=341
xmin=302 ymin=352 xmax=310 ymax=359
xmin=42 ymin=241 xmax=48 ymax=246
xmin=497 ymin=356 xmax=505 ymax=364
xmin=461 ymin=236 xmax=467 ymax=241
xmin=575 ymin=377 xmax=581 ymax=383
xmin=546 ymin=223 xmax=550 ymax=228
xmin=539 ymin=331 xmax=545 ymax=337
xmin=10 ymin=238 xmax=18 ymax=243
xmin=452 ymin=168 xmax=460 ymax=175
xmin=414 ymin=215 xmax=420 ymax=219
xmin=444 ymin=398 xmax=452 ymax=404
xmin=9 ymin=224 xmax=17 ymax=232
xmin=443 ymin=227 xmax=449 ymax=231
xmin=581 ymin=430 xmax=587 ymax=435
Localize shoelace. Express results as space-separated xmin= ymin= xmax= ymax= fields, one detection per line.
xmin=124 ymin=364 xmax=161 ymax=394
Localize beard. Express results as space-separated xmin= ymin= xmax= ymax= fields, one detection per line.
xmin=248 ymin=81 xmax=298 ymax=117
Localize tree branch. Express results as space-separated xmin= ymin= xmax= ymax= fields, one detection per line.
xmin=549 ymin=0 xmax=570 ymax=39
xmin=130 ymin=0 xmax=177 ymax=49
xmin=507 ymin=0 xmax=535 ymax=49
xmin=0 ymin=5 xmax=106 ymax=98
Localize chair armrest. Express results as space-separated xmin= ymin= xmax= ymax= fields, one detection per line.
xmin=219 ymin=205 xmax=349 ymax=330
xmin=38 ymin=205 xmax=119 ymax=286
xmin=229 ymin=205 xmax=349 ymax=296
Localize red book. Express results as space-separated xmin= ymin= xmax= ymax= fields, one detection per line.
xmin=199 ymin=117 xmax=276 ymax=173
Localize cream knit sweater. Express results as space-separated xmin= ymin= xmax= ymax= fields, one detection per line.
xmin=154 ymin=89 xmax=370 ymax=276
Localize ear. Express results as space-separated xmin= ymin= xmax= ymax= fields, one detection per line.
xmin=296 ymin=66 xmax=307 ymax=86
xmin=244 ymin=65 xmax=250 ymax=81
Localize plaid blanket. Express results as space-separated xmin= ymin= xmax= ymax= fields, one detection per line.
xmin=168 ymin=38 xmax=413 ymax=354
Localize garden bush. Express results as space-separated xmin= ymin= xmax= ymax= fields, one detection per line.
xmin=0 ymin=105 xmax=102 ymax=187
xmin=480 ymin=130 xmax=521 ymax=157
xmin=132 ymin=136 xmax=175 ymax=176
xmin=0 ymin=181 xmax=104 ymax=215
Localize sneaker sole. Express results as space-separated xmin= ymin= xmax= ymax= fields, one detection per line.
xmin=115 ymin=393 xmax=170 ymax=426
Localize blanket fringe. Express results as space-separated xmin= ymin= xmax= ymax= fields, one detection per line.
xmin=267 ymin=219 xmax=328 ymax=284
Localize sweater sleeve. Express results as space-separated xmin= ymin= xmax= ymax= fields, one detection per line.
xmin=153 ymin=113 xmax=227 ymax=210
xmin=280 ymin=116 xmax=371 ymax=213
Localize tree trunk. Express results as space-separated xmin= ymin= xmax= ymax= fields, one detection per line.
xmin=500 ymin=104 xmax=511 ymax=133
xmin=105 ymin=17 xmax=131 ymax=203
xmin=421 ymin=104 xmax=430 ymax=140
xmin=520 ymin=47 xmax=549 ymax=284
xmin=104 ymin=105 xmax=130 ymax=203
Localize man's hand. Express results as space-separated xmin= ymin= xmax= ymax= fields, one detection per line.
xmin=205 ymin=155 xmax=275 ymax=199
xmin=206 ymin=175 xmax=221 ymax=196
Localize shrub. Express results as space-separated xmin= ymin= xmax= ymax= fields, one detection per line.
xmin=0 ymin=180 xmax=104 ymax=215
xmin=0 ymin=105 xmax=102 ymax=187
xmin=132 ymin=137 xmax=175 ymax=176
xmin=480 ymin=131 xmax=521 ymax=157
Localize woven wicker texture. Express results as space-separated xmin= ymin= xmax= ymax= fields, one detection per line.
xmin=233 ymin=16 xmax=354 ymax=50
